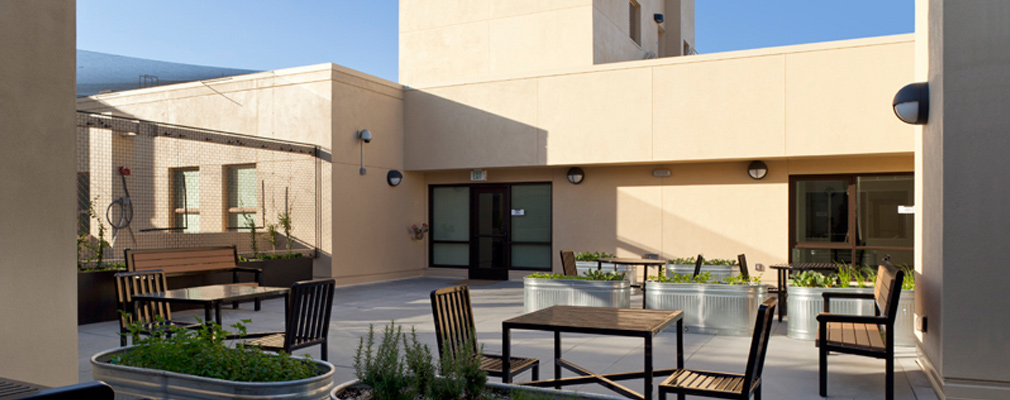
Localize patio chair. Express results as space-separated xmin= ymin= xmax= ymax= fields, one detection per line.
xmin=430 ymin=285 xmax=539 ymax=382
xmin=817 ymin=261 xmax=904 ymax=400
xmin=114 ymin=270 xmax=201 ymax=346
xmin=243 ymin=279 xmax=335 ymax=361
xmin=658 ymin=297 xmax=777 ymax=400
xmin=737 ymin=254 xmax=750 ymax=278
xmin=560 ymin=249 xmax=576 ymax=276
xmin=692 ymin=254 xmax=705 ymax=277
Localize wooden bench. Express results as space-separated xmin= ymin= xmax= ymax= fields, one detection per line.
xmin=124 ymin=246 xmax=263 ymax=310
xmin=817 ymin=262 xmax=905 ymax=400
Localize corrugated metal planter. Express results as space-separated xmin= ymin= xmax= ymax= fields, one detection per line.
xmin=331 ymin=380 xmax=628 ymax=400
xmin=645 ymin=282 xmax=769 ymax=335
xmin=524 ymin=277 xmax=630 ymax=313
xmin=92 ymin=347 xmax=335 ymax=400
xmin=665 ymin=264 xmax=738 ymax=282
xmin=786 ymin=287 xmax=916 ymax=346
xmin=786 ymin=286 xmax=875 ymax=340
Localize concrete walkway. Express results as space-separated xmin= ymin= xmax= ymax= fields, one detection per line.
xmin=78 ymin=277 xmax=937 ymax=399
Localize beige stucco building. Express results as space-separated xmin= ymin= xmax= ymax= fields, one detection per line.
xmin=2 ymin=0 xmax=1009 ymax=397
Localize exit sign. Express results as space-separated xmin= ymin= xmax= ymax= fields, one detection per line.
xmin=470 ymin=169 xmax=487 ymax=181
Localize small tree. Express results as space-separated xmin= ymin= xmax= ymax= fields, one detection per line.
xmin=244 ymin=215 xmax=259 ymax=257
xmin=277 ymin=209 xmax=293 ymax=253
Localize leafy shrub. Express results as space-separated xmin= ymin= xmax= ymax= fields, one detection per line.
xmin=574 ymin=251 xmax=613 ymax=262
xmin=527 ymin=271 xmax=626 ymax=281
xmin=651 ymin=271 xmax=712 ymax=284
xmin=113 ymin=318 xmax=318 ymax=382
xmin=354 ymin=321 xmax=486 ymax=400
xmin=667 ymin=256 xmax=737 ymax=266
xmin=897 ymin=264 xmax=915 ymax=290
xmin=789 ymin=271 xmax=836 ymax=288
xmin=721 ymin=273 xmax=763 ymax=285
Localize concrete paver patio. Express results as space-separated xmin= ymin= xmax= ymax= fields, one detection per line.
xmin=77 ymin=277 xmax=937 ymax=399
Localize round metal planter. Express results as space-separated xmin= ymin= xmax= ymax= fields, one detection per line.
xmin=92 ymin=347 xmax=335 ymax=400
xmin=523 ymin=277 xmax=631 ymax=313
xmin=665 ymin=264 xmax=739 ymax=282
xmin=645 ymin=282 xmax=769 ymax=336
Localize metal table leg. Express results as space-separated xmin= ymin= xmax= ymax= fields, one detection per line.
xmin=555 ymin=331 xmax=562 ymax=389
xmin=502 ymin=327 xmax=511 ymax=383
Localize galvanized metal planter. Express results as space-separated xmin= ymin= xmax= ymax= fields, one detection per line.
xmin=331 ymin=380 xmax=627 ymax=400
xmin=786 ymin=287 xmax=916 ymax=346
xmin=92 ymin=347 xmax=335 ymax=400
xmin=786 ymin=286 xmax=875 ymax=340
xmin=665 ymin=264 xmax=739 ymax=282
xmin=524 ymin=277 xmax=631 ymax=313
xmin=645 ymin=282 xmax=769 ymax=335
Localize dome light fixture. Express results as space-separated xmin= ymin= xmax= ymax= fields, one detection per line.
xmin=747 ymin=161 xmax=768 ymax=180
xmin=893 ymin=82 xmax=929 ymax=125
xmin=567 ymin=167 xmax=585 ymax=185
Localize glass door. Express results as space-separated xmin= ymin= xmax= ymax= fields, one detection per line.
xmin=470 ymin=185 xmax=510 ymax=280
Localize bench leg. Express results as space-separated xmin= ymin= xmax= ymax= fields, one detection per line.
xmin=886 ymin=355 xmax=894 ymax=400
xmin=255 ymin=298 xmax=261 ymax=311
xmin=819 ymin=344 xmax=828 ymax=397
xmin=532 ymin=364 xmax=539 ymax=381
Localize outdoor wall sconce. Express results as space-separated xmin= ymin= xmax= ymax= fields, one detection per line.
xmin=567 ymin=167 xmax=585 ymax=184
xmin=652 ymin=168 xmax=672 ymax=178
xmin=747 ymin=161 xmax=768 ymax=180
xmin=409 ymin=223 xmax=429 ymax=240
xmin=386 ymin=170 xmax=403 ymax=187
xmin=893 ymin=82 xmax=929 ymax=125
xmin=357 ymin=129 xmax=372 ymax=175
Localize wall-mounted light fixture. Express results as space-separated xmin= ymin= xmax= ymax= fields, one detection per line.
xmin=747 ymin=161 xmax=768 ymax=180
xmin=893 ymin=82 xmax=929 ymax=125
xmin=356 ymin=129 xmax=372 ymax=175
xmin=652 ymin=168 xmax=672 ymax=178
xmin=653 ymin=13 xmax=664 ymax=24
xmin=567 ymin=167 xmax=585 ymax=185
xmin=386 ymin=170 xmax=403 ymax=187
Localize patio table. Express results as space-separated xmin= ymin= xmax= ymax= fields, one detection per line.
xmin=596 ymin=258 xmax=668 ymax=308
xmin=502 ymin=305 xmax=683 ymax=400
xmin=0 ymin=377 xmax=45 ymax=399
xmin=132 ymin=284 xmax=289 ymax=326
xmin=769 ymin=262 xmax=838 ymax=321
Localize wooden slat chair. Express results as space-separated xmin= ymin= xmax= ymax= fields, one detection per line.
xmin=560 ymin=249 xmax=577 ymax=276
xmin=430 ymin=285 xmax=540 ymax=382
xmin=659 ymin=297 xmax=778 ymax=400
xmin=736 ymin=254 xmax=750 ymax=278
xmin=691 ymin=254 xmax=705 ymax=277
xmin=817 ymin=262 xmax=904 ymax=400
xmin=114 ymin=270 xmax=201 ymax=346
xmin=23 ymin=381 xmax=115 ymax=400
xmin=244 ymin=279 xmax=335 ymax=361
xmin=125 ymin=246 xmax=263 ymax=310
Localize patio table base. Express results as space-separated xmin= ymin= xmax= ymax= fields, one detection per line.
xmin=520 ymin=359 xmax=683 ymax=400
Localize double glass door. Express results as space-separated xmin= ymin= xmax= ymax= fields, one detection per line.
xmin=470 ymin=185 xmax=509 ymax=280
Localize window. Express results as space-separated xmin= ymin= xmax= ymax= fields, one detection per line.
xmin=629 ymin=0 xmax=641 ymax=46
xmin=431 ymin=186 xmax=470 ymax=267
xmin=225 ymin=165 xmax=258 ymax=231
xmin=510 ymin=184 xmax=552 ymax=270
xmin=791 ymin=174 xmax=914 ymax=267
xmin=171 ymin=168 xmax=200 ymax=233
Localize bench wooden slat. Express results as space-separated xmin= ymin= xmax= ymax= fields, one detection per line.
xmin=132 ymin=255 xmax=236 ymax=269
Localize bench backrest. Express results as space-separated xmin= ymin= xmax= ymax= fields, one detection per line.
xmin=126 ymin=246 xmax=238 ymax=275
xmin=874 ymin=262 xmax=905 ymax=325
xmin=560 ymin=250 xmax=576 ymax=276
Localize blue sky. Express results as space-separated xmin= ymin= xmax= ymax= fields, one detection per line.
xmin=78 ymin=0 xmax=913 ymax=83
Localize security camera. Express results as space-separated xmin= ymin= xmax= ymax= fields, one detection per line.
xmin=654 ymin=13 xmax=664 ymax=24
xmin=357 ymin=129 xmax=372 ymax=143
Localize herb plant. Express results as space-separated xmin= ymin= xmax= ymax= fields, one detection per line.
xmin=789 ymin=271 xmax=836 ymax=288
xmin=667 ymin=257 xmax=737 ymax=266
xmin=651 ymin=272 xmax=713 ymax=284
xmin=113 ymin=318 xmax=318 ymax=382
xmin=721 ymin=273 xmax=763 ymax=285
xmin=897 ymin=264 xmax=915 ymax=290
xmin=527 ymin=271 xmax=626 ymax=281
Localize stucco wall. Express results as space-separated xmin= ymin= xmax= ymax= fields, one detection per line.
xmin=0 ymin=0 xmax=78 ymax=386
xmin=404 ymin=35 xmax=916 ymax=171
xmin=425 ymin=155 xmax=911 ymax=281
xmin=592 ymin=0 xmax=691 ymax=63
xmin=78 ymin=65 xmax=422 ymax=284
xmin=920 ymin=0 xmax=1010 ymax=397
xmin=399 ymin=0 xmax=595 ymax=86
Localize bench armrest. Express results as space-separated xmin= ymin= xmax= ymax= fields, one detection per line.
xmin=823 ymin=291 xmax=874 ymax=313
xmin=816 ymin=312 xmax=886 ymax=324
xmin=232 ymin=267 xmax=263 ymax=285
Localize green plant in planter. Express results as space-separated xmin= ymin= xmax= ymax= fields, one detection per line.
xmin=667 ymin=257 xmax=738 ymax=266
xmin=789 ymin=271 xmax=836 ymax=288
xmin=354 ymin=321 xmax=486 ymax=400
xmin=278 ymin=208 xmax=294 ymax=253
xmin=574 ymin=251 xmax=613 ymax=262
xmin=651 ymin=271 xmax=713 ymax=284
xmin=527 ymin=271 xmax=626 ymax=281
xmin=897 ymin=264 xmax=915 ymax=290
xmin=77 ymin=196 xmax=112 ymax=271
xmin=721 ymin=273 xmax=763 ymax=285
xmin=266 ymin=221 xmax=279 ymax=253
xmin=113 ymin=318 xmax=317 ymax=382
xmin=244 ymin=215 xmax=259 ymax=257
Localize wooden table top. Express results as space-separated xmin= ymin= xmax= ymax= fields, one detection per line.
xmin=503 ymin=306 xmax=683 ymax=337
xmin=133 ymin=284 xmax=289 ymax=304
xmin=596 ymin=258 xmax=668 ymax=266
